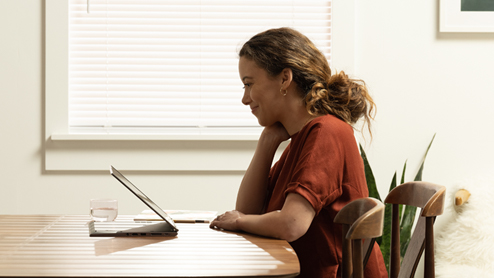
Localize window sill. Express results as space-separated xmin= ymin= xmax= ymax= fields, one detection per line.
xmin=45 ymin=132 xmax=288 ymax=172
xmin=50 ymin=133 xmax=261 ymax=142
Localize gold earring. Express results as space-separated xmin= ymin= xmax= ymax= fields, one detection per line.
xmin=280 ymin=88 xmax=287 ymax=97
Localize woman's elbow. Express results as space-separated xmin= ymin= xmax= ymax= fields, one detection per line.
xmin=281 ymin=231 xmax=305 ymax=242
xmin=277 ymin=221 xmax=310 ymax=242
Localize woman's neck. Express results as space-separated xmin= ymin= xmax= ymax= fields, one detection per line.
xmin=280 ymin=104 xmax=318 ymax=136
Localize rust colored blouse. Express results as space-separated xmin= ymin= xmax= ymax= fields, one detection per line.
xmin=267 ymin=114 xmax=388 ymax=278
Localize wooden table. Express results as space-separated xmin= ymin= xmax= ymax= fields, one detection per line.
xmin=0 ymin=215 xmax=299 ymax=277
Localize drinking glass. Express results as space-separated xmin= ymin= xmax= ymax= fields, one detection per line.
xmin=90 ymin=199 xmax=118 ymax=222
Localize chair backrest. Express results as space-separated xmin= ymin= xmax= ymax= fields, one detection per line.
xmin=384 ymin=181 xmax=446 ymax=278
xmin=334 ymin=197 xmax=385 ymax=278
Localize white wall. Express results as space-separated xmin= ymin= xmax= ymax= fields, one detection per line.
xmin=353 ymin=0 xmax=494 ymax=195
xmin=1 ymin=0 xmax=494 ymax=224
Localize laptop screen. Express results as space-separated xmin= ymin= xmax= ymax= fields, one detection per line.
xmin=110 ymin=166 xmax=178 ymax=231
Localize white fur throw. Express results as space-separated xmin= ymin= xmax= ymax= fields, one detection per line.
xmin=435 ymin=177 xmax=494 ymax=277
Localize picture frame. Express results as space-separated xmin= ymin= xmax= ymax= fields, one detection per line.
xmin=440 ymin=0 xmax=494 ymax=32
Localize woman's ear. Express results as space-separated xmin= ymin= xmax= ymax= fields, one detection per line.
xmin=280 ymin=68 xmax=293 ymax=89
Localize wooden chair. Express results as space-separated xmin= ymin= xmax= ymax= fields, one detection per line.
xmin=334 ymin=197 xmax=385 ymax=278
xmin=384 ymin=181 xmax=446 ymax=278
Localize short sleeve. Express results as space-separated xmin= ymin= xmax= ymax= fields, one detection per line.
xmin=283 ymin=122 xmax=350 ymax=214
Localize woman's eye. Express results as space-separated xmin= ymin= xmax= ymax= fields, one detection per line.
xmin=243 ymin=84 xmax=250 ymax=89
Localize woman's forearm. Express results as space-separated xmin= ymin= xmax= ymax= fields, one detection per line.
xmin=236 ymin=211 xmax=300 ymax=241
xmin=238 ymin=194 xmax=315 ymax=242
xmin=235 ymin=133 xmax=283 ymax=214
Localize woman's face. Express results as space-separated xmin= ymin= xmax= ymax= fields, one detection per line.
xmin=238 ymin=57 xmax=284 ymax=126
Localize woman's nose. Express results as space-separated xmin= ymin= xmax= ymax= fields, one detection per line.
xmin=241 ymin=89 xmax=251 ymax=106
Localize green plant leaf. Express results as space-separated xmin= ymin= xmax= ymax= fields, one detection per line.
xmin=359 ymin=144 xmax=381 ymax=201
xmin=400 ymin=161 xmax=407 ymax=185
xmin=414 ymin=133 xmax=436 ymax=182
xmin=399 ymin=134 xmax=436 ymax=258
xmin=399 ymin=160 xmax=407 ymax=222
xmin=399 ymin=204 xmax=416 ymax=258
xmin=359 ymin=144 xmax=384 ymax=246
xmin=360 ymin=144 xmax=383 ymax=246
xmin=380 ymin=171 xmax=397 ymax=272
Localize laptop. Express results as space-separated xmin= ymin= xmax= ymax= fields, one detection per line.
xmin=88 ymin=166 xmax=179 ymax=237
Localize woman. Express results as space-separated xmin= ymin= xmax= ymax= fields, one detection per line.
xmin=210 ymin=27 xmax=387 ymax=278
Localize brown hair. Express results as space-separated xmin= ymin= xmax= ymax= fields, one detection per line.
xmin=239 ymin=27 xmax=375 ymax=135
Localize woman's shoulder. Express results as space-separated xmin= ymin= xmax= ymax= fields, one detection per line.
xmin=290 ymin=114 xmax=355 ymax=150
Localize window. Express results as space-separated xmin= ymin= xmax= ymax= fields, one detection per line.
xmin=45 ymin=0 xmax=343 ymax=171
xmin=68 ymin=0 xmax=332 ymax=136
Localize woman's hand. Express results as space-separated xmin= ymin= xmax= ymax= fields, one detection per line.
xmin=261 ymin=122 xmax=290 ymax=145
xmin=210 ymin=210 xmax=245 ymax=231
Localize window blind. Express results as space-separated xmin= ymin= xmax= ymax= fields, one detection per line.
xmin=69 ymin=0 xmax=332 ymax=135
